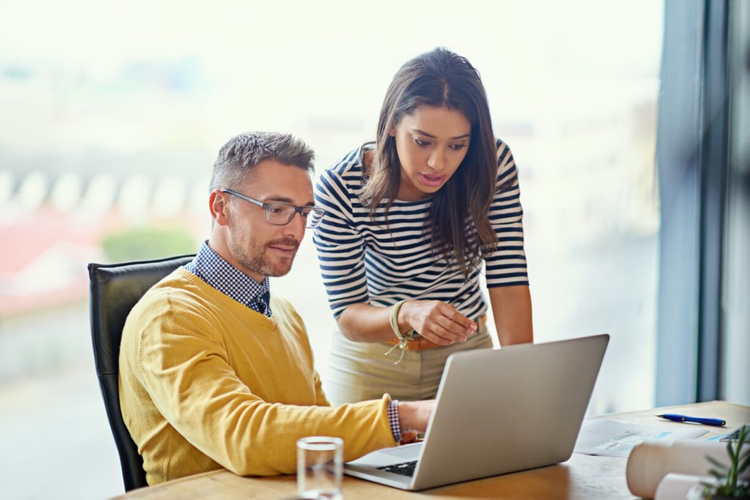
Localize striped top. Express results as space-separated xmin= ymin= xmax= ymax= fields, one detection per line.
xmin=313 ymin=140 xmax=528 ymax=321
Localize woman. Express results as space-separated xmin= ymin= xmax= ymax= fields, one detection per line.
xmin=313 ymin=47 xmax=533 ymax=404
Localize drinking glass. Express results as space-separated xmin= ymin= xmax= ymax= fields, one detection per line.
xmin=297 ymin=436 xmax=343 ymax=500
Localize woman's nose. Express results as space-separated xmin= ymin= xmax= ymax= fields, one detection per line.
xmin=427 ymin=149 xmax=446 ymax=171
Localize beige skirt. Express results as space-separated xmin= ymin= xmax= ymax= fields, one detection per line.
xmin=323 ymin=323 xmax=494 ymax=404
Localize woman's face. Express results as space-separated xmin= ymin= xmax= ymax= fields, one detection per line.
xmin=390 ymin=105 xmax=471 ymax=201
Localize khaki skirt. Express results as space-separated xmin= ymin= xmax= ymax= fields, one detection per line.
xmin=323 ymin=323 xmax=494 ymax=404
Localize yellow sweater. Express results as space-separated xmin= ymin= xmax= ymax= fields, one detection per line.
xmin=119 ymin=267 xmax=396 ymax=485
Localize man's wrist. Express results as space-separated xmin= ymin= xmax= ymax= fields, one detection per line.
xmin=396 ymin=400 xmax=432 ymax=434
xmin=388 ymin=400 xmax=402 ymax=442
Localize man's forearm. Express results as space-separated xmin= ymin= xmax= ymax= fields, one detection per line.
xmin=397 ymin=400 xmax=435 ymax=434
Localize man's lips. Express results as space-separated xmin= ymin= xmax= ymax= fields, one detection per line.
xmin=269 ymin=246 xmax=296 ymax=252
xmin=419 ymin=173 xmax=445 ymax=187
xmin=266 ymin=239 xmax=299 ymax=253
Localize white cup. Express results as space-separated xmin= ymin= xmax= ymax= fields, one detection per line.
xmin=297 ymin=436 xmax=343 ymax=500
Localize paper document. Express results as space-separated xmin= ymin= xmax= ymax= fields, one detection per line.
xmin=574 ymin=419 xmax=707 ymax=458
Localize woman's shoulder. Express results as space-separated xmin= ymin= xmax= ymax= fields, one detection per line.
xmin=491 ymin=138 xmax=520 ymax=191
xmin=494 ymin=138 xmax=516 ymax=171
xmin=494 ymin=137 xmax=512 ymax=156
xmin=317 ymin=143 xmax=371 ymax=192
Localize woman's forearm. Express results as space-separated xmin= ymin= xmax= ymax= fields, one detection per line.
xmin=337 ymin=300 xmax=477 ymax=345
xmin=336 ymin=303 xmax=400 ymax=342
xmin=488 ymin=285 xmax=534 ymax=346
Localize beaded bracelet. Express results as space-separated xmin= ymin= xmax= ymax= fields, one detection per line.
xmin=385 ymin=300 xmax=415 ymax=365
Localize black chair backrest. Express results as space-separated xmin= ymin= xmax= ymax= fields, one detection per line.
xmin=88 ymin=254 xmax=194 ymax=492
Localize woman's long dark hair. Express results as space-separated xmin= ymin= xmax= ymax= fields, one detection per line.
xmin=361 ymin=47 xmax=498 ymax=277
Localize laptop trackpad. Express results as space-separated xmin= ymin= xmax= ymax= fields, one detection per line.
xmin=380 ymin=443 xmax=422 ymax=460
xmin=348 ymin=442 xmax=423 ymax=467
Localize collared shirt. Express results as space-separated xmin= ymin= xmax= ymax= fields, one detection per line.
xmin=184 ymin=241 xmax=272 ymax=317
xmin=184 ymin=240 xmax=402 ymax=442
xmin=388 ymin=400 xmax=402 ymax=442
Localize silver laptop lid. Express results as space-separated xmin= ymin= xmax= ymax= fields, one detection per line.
xmin=410 ymin=334 xmax=609 ymax=490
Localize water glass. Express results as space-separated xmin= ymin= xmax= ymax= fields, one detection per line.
xmin=297 ymin=436 xmax=343 ymax=500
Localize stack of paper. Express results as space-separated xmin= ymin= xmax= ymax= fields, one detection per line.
xmin=574 ymin=420 xmax=707 ymax=459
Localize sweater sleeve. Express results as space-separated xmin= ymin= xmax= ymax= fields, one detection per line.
xmin=484 ymin=140 xmax=530 ymax=288
xmin=313 ymin=166 xmax=370 ymax=318
xmin=135 ymin=303 xmax=395 ymax=476
xmin=312 ymin=370 xmax=330 ymax=407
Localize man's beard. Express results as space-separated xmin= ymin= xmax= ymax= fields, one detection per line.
xmin=230 ymin=237 xmax=300 ymax=278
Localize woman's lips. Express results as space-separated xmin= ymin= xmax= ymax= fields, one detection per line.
xmin=419 ymin=173 xmax=445 ymax=187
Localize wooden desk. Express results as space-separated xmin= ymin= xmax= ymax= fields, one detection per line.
xmin=112 ymin=401 xmax=749 ymax=500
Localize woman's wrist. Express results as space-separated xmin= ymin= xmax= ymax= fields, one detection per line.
xmin=396 ymin=300 xmax=415 ymax=336
xmin=385 ymin=301 xmax=416 ymax=364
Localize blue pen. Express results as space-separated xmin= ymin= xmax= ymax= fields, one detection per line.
xmin=656 ymin=414 xmax=726 ymax=427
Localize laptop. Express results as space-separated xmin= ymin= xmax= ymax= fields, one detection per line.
xmin=344 ymin=334 xmax=609 ymax=491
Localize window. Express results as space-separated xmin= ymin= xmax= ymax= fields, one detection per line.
xmin=0 ymin=2 xmax=664 ymax=498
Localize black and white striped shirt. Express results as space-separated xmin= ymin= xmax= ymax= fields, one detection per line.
xmin=313 ymin=140 xmax=528 ymax=321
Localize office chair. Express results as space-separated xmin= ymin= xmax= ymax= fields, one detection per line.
xmin=88 ymin=254 xmax=194 ymax=492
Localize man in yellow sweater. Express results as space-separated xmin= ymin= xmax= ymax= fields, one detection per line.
xmin=119 ymin=132 xmax=434 ymax=485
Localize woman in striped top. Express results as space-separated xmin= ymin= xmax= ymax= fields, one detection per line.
xmin=313 ymin=48 xmax=533 ymax=404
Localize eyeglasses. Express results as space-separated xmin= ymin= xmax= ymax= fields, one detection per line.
xmin=221 ymin=189 xmax=325 ymax=228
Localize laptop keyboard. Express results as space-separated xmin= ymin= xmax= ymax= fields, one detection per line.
xmin=377 ymin=460 xmax=418 ymax=477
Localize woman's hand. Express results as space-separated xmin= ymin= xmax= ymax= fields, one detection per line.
xmin=399 ymin=300 xmax=477 ymax=346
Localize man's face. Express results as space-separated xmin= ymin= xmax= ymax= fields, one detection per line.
xmin=218 ymin=160 xmax=314 ymax=282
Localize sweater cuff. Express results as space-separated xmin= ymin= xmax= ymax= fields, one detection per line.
xmin=388 ymin=400 xmax=402 ymax=443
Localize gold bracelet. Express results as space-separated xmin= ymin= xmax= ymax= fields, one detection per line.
xmin=385 ymin=300 xmax=415 ymax=365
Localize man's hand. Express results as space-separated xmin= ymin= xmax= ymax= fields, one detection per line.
xmin=397 ymin=400 xmax=435 ymax=434
xmin=400 ymin=300 xmax=477 ymax=346
xmin=399 ymin=431 xmax=420 ymax=445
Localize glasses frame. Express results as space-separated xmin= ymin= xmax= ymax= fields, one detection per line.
xmin=221 ymin=189 xmax=325 ymax=228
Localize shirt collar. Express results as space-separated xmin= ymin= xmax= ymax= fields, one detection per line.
xmin=184 ymin=240 xmax=272 ymax=317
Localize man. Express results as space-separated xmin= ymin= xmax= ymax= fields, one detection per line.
xmin=119 ymin=132 xmax=433 ymax=485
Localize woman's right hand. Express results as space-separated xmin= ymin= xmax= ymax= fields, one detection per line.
xmin=399 ymin=300 xmax=477 ymax=346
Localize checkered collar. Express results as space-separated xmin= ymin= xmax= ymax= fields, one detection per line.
xmin=184 ymin=241 xmax=272 ymax=317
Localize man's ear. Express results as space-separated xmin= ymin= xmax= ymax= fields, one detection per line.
xmin=209 ymin=190 xmax=230 ymax=226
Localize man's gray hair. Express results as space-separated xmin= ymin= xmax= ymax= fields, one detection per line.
xmin=209 ymin=132 xmax=315 ymax=191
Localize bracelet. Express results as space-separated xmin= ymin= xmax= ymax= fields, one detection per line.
xmin=385 ymin=300 xmax=415 ymax=365
xmin=390 ymin=299 xmax=415 ymax=341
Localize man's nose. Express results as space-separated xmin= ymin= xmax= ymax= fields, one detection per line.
xmin=283 ymin=211 xmax=306 ymax=239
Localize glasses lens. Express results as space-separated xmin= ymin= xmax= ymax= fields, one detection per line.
xmin=267 ymin=204 xmax=296 ymax=225
xmin=306 ymin=208 xmax=325 ymax=228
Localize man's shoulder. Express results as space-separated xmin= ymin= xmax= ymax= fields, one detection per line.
xmin=269 ymin=294 xmax=300 ymax=319
xmin=269 ymin=294 xmax=308 ymax=335
xmin=126 ymin=268 xmax=216 ymax=328
xmin=139 ymin=266 xmax=198 ymax=300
